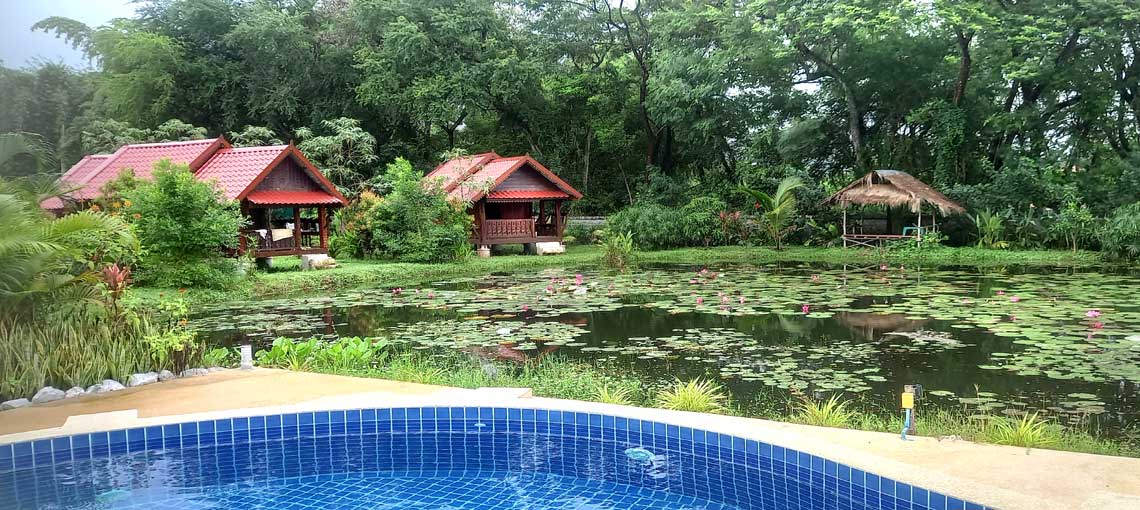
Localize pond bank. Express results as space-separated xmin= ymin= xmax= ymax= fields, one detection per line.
xmin=133 ymin=245 xmax=1105 ymax=306
xmin=3 ymin=368 xmax=1137 ymax=510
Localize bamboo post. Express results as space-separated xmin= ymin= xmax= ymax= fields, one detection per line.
xmin=917 ymin=206 xmax=923 ymax=248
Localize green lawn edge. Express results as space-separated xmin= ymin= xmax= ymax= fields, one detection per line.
xmin=132 ymin=245 xmax=1105 ymax=307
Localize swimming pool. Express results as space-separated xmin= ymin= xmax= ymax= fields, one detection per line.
xmin=0 ymin=407 xmax=988 ymax=509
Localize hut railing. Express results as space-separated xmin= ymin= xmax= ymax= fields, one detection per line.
xmin=484 ymin=219 xmax=536 ymax=240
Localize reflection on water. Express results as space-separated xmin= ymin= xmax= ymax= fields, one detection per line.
xmin=193 ymin=262 xmax=1140 ymax=434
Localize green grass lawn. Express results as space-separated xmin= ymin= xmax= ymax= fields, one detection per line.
xmin=130 ymin=244 xmax=1105 ymax=307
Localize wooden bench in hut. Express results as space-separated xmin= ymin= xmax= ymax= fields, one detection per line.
xmin=821 ymin=170 xmax=966 ymax=248
xmin=43 ymin=138 xmax=348 ymax=259
xmin=425 ymin=153 xmax=583 ymax=255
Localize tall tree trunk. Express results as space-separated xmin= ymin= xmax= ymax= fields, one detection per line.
xmin=953 ymin=29 xmax=974 ymax=105
xmin=795 ymin=41 xmax=865 ymax=169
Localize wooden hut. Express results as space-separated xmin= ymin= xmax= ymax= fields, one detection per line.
xmin=425 ymin=152 xmax=582 ymax=251
xmin=42 ymin=138 xmax=348 ymax=258
xmin=822 ymin=170 xmax=965 ymax=248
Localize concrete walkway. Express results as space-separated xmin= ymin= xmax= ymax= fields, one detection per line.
xmin=2 ymin=369 xmax=1138 ymax=510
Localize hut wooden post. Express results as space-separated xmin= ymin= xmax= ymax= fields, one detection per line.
xmin=319 ymin=206 xmax=329 ymax=250
xmin=916 ymin=207 xmax=922 ymax=248
xmin=292 ymin=207 xmax=301 ymax=249
xmin=842 ymin=208 xmax=848 ymax=248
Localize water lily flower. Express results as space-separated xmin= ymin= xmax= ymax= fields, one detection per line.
xmin=880 ymin=264 xmax=888 ymax=271
xmin=427 ymin=291 xmax=435 ymax=299
xmin=1093 ymin=322 xmax=1104 ymax=329
xmin=522 ymin=305 xmax=529 ymax=312
xmin=739 ymin=296 xmax=746 ymax=304
xmin=392 ymin=288 xmax=403 ymax=295
xmin=1009 ymin=296 xmax=1020 ymax=303
xmin=1086 ymin=309 xmax=1101 ymax=318
xmin=696 ymin=296 xmax=704 ymax=305
xmin=689 ymin=279 xmax=698 ymax=284
xmin=811 ymin=274 xmax=820 ymax=282
xmin=801 ymin=304 xmax=810 ymax=314
xmin=575 ymin=274 xmax=584 ymax=285
xmin=545 ymin=285 xmax=554 ymax=293
xmin=996 ymin=290 xmax=1005 ymax=296
xmin=1009 ymin=315 xmax=1017 ymax=322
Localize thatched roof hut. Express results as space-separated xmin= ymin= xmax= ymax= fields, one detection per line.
xmin=823 ymin=170 xmax=965 ymax=215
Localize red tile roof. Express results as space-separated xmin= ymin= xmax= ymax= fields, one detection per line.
xmin=427 ymin=153 xmax=582 ymax=203
xmin=195 ymin=146 xmax=289 ymax=200
xmin=487 ymin=190 xmax=572 ymax=200
xmin=424 ymin=152 xmax=499 ymax=192
xmin=73 ymin=139 xmax=224 ymax=199
xmin=45 ymin=138 xmax=348 ymax=210
xmin=43 ymin=155 xmax=112 ymax=209
xmin=245 ymin=190 xmax=345 ymax=205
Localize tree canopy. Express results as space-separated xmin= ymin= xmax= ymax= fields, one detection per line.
xmin=4 ymin=0 xmax=1138 ymax=215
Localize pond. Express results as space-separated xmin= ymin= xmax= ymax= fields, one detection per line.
xmin=191 ymin=262 xmax=1140 ymax=435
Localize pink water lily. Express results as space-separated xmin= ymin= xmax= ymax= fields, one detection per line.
xmin=575 ymin=274 xmax=584 ymax=285
xmin=996 ymin=290 xmax=1005 ymax=296
xmin=1086 ymin=309 xmax=1102 ymax=318
xmin=1009 ymin=296 xmax=1020 ymax=303
xmin=1009 ymin=315 xmax=1017 ymax=322
xmin=801 ymin=304 xmax=811 ymax=314
xmin=427 ymin=291 xmax=435 ymax=299
xmin=522 ymin=305 xmax=529 ymax=312
xmin=739 ymin=296 xmax=746 ymax=304
xmin=1093 ymin=322 xmax=1104 ymax=329
xmin=392 ymin=288 xmax=403 ymax=295
xmin=696 ymin=297 xmax=704 ymax=305
xmin=810 ymin=274 xmax=820 ymax=282
xmin=880 ymin=264 xmax=888 ymax=271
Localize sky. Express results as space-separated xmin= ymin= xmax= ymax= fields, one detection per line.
xmin=0 ymin=0 xmax=140 ymax=70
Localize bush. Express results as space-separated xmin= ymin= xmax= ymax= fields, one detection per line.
xmin=135 ymin=257 xmax=243 ymax=289
xmin=606 ymin=204 xmax=685 ymax=249
xmin=607 ymin=196 xmax=731 ymax=250
xmin=680 ymin=196 xmax=727 ymax=247
xmin=125 ymin=161 xmax=245 ymax=288
xmin=364 ymin=158 xmax=472 ymax=262
xmin=1100 ymin=202 xmax=1140 ymax=260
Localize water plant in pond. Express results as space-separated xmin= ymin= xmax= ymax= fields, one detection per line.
xmin=793 ymin=394 xmax=857 ymax=428
xmin=655 ymin=378 xmax=729 ymax=414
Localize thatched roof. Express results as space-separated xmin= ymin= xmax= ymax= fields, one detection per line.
xmin=822 ymin=170 xmax=966 ymax=215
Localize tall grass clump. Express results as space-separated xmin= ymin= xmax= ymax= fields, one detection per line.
xmin=793 ymin=394 xmax=856 ymax=428
xmin=655 ymin=378 xmax=729 ymax=414
xmin=983 ymin=412 xmax=1061 ymax=449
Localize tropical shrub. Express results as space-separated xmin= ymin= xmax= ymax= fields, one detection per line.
xmin=599 ymin=230 xmax=636 ymax=270
xmin=1100 ymin=202 xmax=1140 ymax=261
xmin=1050 ymin=201 xmax=1096 ymax=252
xmin=125 ymin=161 xmax=245 ymax=288
xmin=983 ymin=412 xmax=1060 ymax=448
xmin=655 ymin=378 xmax=729 ymax=414
xmin=201 ymin=347 xmax=235 ymax=368
xmin=362 ymin=158 xmax=472 ymax=263
xmin=972 ymin=209 xmax=1008 ymax=249
xmin=594 ymin=382 xmax=636 ymax=405
xmin=737 ymin=176 xmax=805 ymax=250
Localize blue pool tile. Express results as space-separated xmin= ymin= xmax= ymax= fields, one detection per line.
xmin=0 ymin=406 xmax=990 ymax=510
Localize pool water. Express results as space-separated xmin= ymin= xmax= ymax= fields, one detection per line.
xmin=0 ymin=407 xmax=987 ymax=510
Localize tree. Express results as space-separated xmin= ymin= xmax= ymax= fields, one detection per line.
xmin=296 ymin=118 xmax=379 ymax=188
xmin=228 ymin=126 xmax=283 ymax=147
